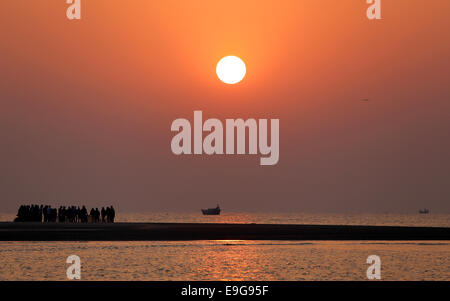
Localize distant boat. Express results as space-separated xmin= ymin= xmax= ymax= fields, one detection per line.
xmin=419 ymin=208 xmax=430 ymax=214
xmin=201 ymin=204 xmax=221 ymax=215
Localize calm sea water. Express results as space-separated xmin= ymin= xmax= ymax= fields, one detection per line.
xmin=2 ymin=211 xmax=449 ymax=227
xmin=0 ymin=212 xmax=448 ymax=281
xmin=0 ymin=240 xmax=448 ymax=281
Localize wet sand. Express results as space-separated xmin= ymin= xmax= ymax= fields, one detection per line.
xmin=0 ymin=222 xmax=448 ymax=241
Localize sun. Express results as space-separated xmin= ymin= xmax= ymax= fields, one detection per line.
xmin=216 ymin=56 xmax=246 ymax=84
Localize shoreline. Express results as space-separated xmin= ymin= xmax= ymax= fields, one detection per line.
xmin=0 ymin=222 xmax=449 ymax=241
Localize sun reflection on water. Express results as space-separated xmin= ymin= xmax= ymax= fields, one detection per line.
xmin=0 ymin=240 xmax=449 ymax=280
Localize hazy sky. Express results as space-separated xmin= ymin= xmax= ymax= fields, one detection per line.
xmin=1 ymin=1 xmax=449 ymax=213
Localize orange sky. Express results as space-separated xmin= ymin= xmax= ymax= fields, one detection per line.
xmin=1 ymin=0 xmax=449 ymax=212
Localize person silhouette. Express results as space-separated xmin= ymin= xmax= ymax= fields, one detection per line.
xmin=110 ymin=206 xmax=115 ymax=223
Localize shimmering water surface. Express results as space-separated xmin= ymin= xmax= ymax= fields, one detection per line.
xmin=2 ymin=212 xmax=449 ymax=227
xmin=0 ymin=240 xmax=448 ymax=281
xmin=0 ymin=212 xmax=448 ymax=281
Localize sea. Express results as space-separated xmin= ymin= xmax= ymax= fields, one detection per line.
xmin=0 ymin=212 xmax=449 ymax=281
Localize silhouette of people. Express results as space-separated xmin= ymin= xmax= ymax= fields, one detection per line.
xmin=14 ymin=203 xmax=116 ymax=223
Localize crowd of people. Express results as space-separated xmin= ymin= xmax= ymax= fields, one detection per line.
xmin=14 ymin=204 xmax=116 ymax=223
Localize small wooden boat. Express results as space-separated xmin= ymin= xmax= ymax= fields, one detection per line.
xmin=201 ymin=205 xmax=221 ymax=215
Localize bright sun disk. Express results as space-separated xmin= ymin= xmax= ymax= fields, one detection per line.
xmin=216 ymin=56 xmax=246 ymax=84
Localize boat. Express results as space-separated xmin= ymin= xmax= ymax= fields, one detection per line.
xmin=419 ymin=208 xmax=430 ymax=214
xmin=201 ymin=204 xmax=221 ymax=215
